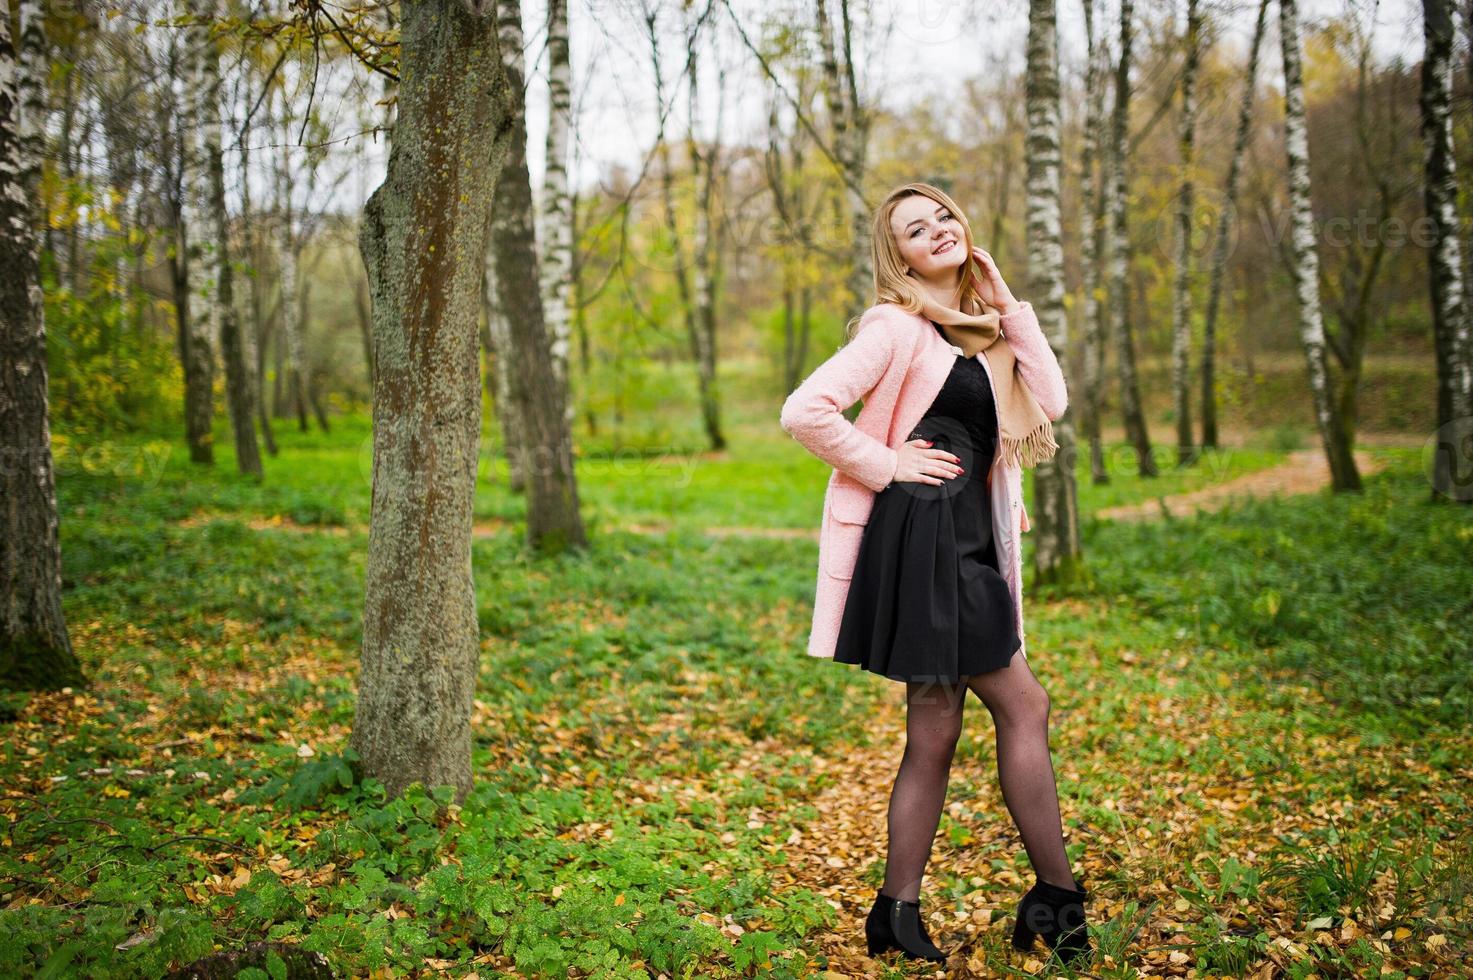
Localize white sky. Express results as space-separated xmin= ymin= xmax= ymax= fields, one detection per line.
xmin=301 ymin=0 xmax=1428 ymax=218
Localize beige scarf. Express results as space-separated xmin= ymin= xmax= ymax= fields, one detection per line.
xmin=916 ymin=292 xmax=1059 ymax=470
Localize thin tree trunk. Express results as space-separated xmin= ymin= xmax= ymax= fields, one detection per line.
xmin=482 ymin=240 xmax=526 ymax=492
xmin=354 ymin=268 xmax=375 ymax=387
xmin=1080 ymin=0 xmax=1111 ymax=484
xmin=687 ymin=30 xmax=726 ymax=451
xmin=1279 ymin=0 xmax=1360 ymax=490
xmin=1 ymin=3 xmax=82 ymax=690
xmin=193 ymin=0 xmax=261 ymax=477
xmin=352 ymin=0 xmax=511 ymax=803
xmin=816 ymin=0 xmax=870 ymax=310
xmin=1422 ymin=0 xmax=1473 ymax=501
xmin=1108 ymin=0 xmax=1156 ymax=476
xmin=1025 ymin=0 xmax=1082 ymax=584
xmin=1325 ymin=13 xmax=1406 ymax=452
xmin=646 ymin=6 xmax=698 ymax=403
xmin=1171 ymin=0 xmax=1201 ymax=466
xmin=275 ymin=94 xmax=310 ymax=433
xmin=174 ymin=16 xmax=215 ymax=465
xmin=571 ymin=191 xmax=597 ymax=438
xmin=540 ymin=0 xmax=575 ymax=434
xmin=1202 ymin=0 xmax=1269 ymax=450
xmin=491 ymin=0 xmax=586 ymax=551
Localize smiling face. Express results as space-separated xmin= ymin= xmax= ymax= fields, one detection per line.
xmin=889 ymin=194 xmax=968 ymax=285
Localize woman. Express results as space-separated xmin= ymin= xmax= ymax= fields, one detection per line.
xmin=779 ymin=183 xmax=1092 ymax=965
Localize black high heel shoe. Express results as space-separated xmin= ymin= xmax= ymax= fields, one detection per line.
xmin=1011 ymin=876 xmax=1093 ymax=966
xmin=864 ymin=889 xmax=947 ymax=962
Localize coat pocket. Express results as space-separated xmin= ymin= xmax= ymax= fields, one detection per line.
xmin=821 ymin=477 xmax=875 ymax=580
xmin=821 ymin=511 xmax=866 ymax=580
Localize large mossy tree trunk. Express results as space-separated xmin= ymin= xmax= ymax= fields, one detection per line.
xmin=352 ymin=0 xmax=512 ymax=803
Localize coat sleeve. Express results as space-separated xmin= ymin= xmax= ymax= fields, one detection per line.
xmin=779 ymin=308 xmax=903 ymax=493
xmin=999 ymin=301 xmax=1068 ymax=421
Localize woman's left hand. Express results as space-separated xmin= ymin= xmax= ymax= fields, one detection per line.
xmin=970 ymin=246 xmax=1020 ymax=314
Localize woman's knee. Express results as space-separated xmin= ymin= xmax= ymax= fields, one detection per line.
xmin=906 ymin=721 xmax=963 ymax=763
xmin=971 ymin=672 xmax=1050 ymax=726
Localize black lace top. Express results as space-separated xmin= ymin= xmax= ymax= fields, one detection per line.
xmin=919 ymin=320 xmax=1000 ymax=467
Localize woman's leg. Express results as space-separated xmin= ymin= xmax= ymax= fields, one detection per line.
xmin=965 ymin=652 xmax=1078 ymax=890
xmin=881 ymin=678 xmax=968 ymax=902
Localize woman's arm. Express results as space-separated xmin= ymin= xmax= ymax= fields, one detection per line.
xmin=779 ymin=307 xmax=903 ymax=492
xmin=998 ymin=301 xmax=1068 ymax=421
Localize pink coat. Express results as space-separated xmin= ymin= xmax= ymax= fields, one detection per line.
xmin=779 ymin=300 xmax=1068 ymax=664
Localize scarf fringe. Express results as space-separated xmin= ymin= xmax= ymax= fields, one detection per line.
xmin=999 ymin=418 xmax=1060 ymax=470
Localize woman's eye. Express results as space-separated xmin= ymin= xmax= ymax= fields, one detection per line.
xmin=911 ymin=213 xmax=952 ymax=238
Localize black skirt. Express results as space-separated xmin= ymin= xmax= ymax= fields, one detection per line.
xmin=832 ymin=323 xmax=1021 ymax=684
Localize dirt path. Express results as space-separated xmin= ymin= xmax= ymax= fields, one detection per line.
xmin=1093 ymin=448 xmax=1385 ymax=522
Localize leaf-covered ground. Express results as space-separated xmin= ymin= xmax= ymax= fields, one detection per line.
xmin=2 ymin=423 xmax=1468 ymax=978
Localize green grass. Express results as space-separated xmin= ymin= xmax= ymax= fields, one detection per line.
xmin=2 ymin=416 xmax=1468 ymax=978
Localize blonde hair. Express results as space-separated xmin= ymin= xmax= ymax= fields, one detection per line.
xmin=843 ymin=182 xmax=992 ymax=343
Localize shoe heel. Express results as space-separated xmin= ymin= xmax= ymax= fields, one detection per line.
xmin=1011 ymin=914 xmax=1037 ymax=951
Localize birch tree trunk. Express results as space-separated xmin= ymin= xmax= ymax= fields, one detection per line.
xmin=1 ymin=4 xmax=83 ymax=690
xmin=1202 ymin=0 xmax=1268 ymax=450
xmin=490 ymin=0 xmax=585 ymax=552
xmin=539 ymin=0 xmax=575 ymax=434
xmin=1108 ymin=0 xmax=1157 ymax=476
xmin=1170 ymin=0 xmax=1201 ymax=467
xmin=1421 ymin=0 xmax=1473 ymax=502
xmin=1279 ymin=0 xmax=1360 ymax=491
xmin=1024 ymin=0 xmax=1081 ymax=584
xmin=176 ymin=12 xmax=215 ymax=465
xmin=1079 ymin=0 xmax=1112 ymax=485
xmin=192 ymin=0 xmax=261 ymax=477
xmin=352 ymin=0 xmax=511 ymax=802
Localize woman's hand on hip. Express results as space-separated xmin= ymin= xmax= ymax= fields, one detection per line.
xmin=893 ymin=438 xmax=963 ymax=485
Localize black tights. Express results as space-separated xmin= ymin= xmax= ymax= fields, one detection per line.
xmin=880 ymin=650 xmax=1078 ymax=902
